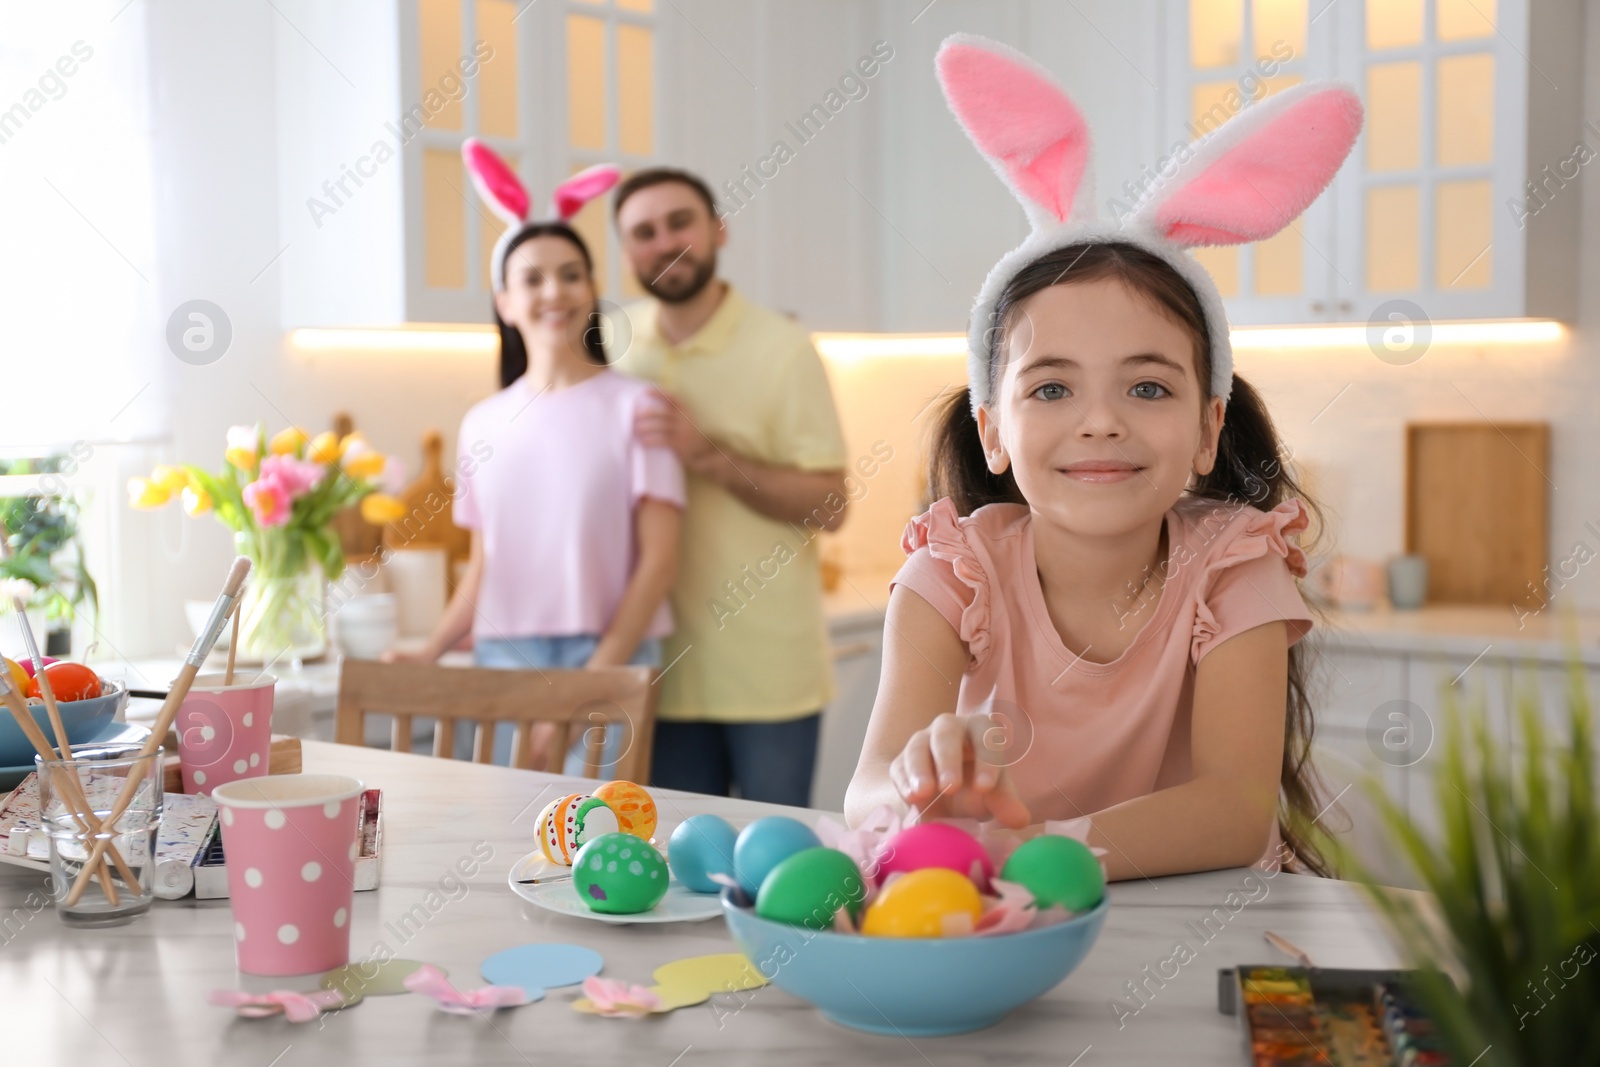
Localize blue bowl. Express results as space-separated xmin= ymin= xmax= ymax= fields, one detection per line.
xmin=720 ymin=887 xmax=1109 ymax=1036
xmin=0 ymin=681 xmax=127 ymax=766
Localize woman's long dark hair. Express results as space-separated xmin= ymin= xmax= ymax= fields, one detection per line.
xmin=928 ymin=240 xmax=1334 ymax=877
xmin=496 ymin=221 xmax=609 ymax=388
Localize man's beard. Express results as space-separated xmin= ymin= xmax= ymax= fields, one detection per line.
xmin=640 ymin=248 xmax=717 ymax=305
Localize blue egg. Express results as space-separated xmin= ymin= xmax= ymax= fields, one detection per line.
xmin=667 ymin=814 xmax=738 ymax=894
xmin=733 ymin=817 xmax=821 ymax=898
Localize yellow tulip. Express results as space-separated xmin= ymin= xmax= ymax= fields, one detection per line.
xmin=225 ymin=446 xmax=258 ymax=472
xmin=338 ymin=432 xmax=364 ymax=457
xmin=128 ymin=477 xmax=171 ymax=509
xmin=307 ymin=431 xmax=342 ymax=465
xmin=181 ymin=485 xmax=213 ymax=517
xmin=345 ymin=451 xmax=386 ymax=480
xmin=150 ymin=464 xmax=190 ymax=493
xmin=269 ymin=427 xmax=308 ymax=455
xmin=360 ymin=493 xmax=408 ymax=525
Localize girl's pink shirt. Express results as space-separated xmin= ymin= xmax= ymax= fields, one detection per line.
xmin=890 ymin=493 xmax=1315 ymax=869
xmin=453 ymin=370 xmax=685 ymax=640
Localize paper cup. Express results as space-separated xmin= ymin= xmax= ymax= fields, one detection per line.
xmin=212 ymin=774 xmax=364 ymax=976
xmin=176 ymin=672 xmax=275 ymax=795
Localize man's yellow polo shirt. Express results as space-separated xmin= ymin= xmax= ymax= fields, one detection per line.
xmin=614 ymin=287 xmax=847 ymax=724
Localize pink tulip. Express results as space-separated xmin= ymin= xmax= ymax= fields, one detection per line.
xmin=258 ymin=454 xmax=324 ymax=498
xmin=243 ymin=474 xmax=291 ymax=527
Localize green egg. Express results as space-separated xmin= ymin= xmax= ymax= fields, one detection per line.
xmin=1000 ymin=835 xmax=1104 ymax=912
xmin=572 ymin=832 xmax=670 ymax=914
xmin=754 ymin=847 xmax=867 ymax=929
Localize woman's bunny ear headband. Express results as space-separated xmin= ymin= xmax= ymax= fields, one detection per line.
xmin=935 ymin=34 xmax=1363 ymax=412
xmin=462 ymin=138 xmax=622 ymax=292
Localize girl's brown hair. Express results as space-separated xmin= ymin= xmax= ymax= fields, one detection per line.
xmin=928 ymin=240 xmax=1333 ymax=876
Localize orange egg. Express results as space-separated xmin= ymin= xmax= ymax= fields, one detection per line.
xmin=594 ymin=780 xmax=657 ymax=840
xmin=26 ymin=661 xmax=102 ymax=703
xmin=861 ymin=868 xmax=983 ymax=938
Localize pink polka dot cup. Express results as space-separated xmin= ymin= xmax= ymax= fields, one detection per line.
xmin=176 ymin=672 xmax=275 ymax=795
xmin=212 ymin=774 xmax=364 ymax=976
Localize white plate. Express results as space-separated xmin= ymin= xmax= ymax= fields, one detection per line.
xmin=507 ymin=849 xmax=722 ymax=925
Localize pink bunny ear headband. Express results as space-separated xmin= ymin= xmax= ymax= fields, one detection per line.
xmin=462 ymin=138 xmax=622 ymax=292
xmin=936 ymin=34 xmax=1363 ymax=412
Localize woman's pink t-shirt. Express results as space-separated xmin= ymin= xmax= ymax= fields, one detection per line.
xmin=453 ymin=370 xmax=685 ymax=640
xmin=891 ymin=494 xmax=1315 ymax=864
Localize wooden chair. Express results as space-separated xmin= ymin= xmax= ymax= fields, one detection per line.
xmin=335 ymin=660 xmax=659 ymax=781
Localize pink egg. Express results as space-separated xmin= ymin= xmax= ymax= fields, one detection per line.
xmin=19 ymin=656 xmax=56 ymax=679
xmin=874 ymin=822 xmax=994 ymax=890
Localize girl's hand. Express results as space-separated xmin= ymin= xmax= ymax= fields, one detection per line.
xmin=888 ymin=712 xmax=1031 ymax=828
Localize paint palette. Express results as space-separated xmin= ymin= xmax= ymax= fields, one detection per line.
xmin=1218 ymin=966 xmax=1454 ymax=1066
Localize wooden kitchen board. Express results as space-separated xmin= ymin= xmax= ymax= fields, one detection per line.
xmin=1405 ymin=422 xmax=1549 ymax=606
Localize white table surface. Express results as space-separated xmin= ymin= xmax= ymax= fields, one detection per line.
xmin=0 ymin=742 xmax=1405 ymax=1066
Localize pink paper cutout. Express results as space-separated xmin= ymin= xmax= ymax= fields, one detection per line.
xmin=207 ymin=988 xmax=345 ymax=1023
xmin=404 ymin=964 xmax=529 ymax=1014
xmin=581 ymin=976 xmax=663 ymax=1017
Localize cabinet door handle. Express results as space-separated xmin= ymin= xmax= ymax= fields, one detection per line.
xmin=1311 ymin=300 xmax=1327 ymax=315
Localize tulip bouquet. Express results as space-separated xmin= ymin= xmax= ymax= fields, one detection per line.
xmin=130 ymin=426 xmax=408 ymax=662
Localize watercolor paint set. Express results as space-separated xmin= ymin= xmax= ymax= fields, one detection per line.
xmin=1217 ymin=965 xmax=1453 ymax=1066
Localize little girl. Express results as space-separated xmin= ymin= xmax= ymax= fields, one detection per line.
xmin=845 ymin=38 xmax=1364 ymax=879
xmin=397 ymin=141 xmax=684 ymax=777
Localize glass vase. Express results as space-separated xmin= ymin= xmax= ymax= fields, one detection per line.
xmin=234 ymin=534 xmax=327 ymax=666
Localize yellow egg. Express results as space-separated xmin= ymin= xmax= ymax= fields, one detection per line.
xmin=594 ymin=780 xmax=658 ymax=840
xmin=861 ymin=868 xmax=983 ymax=938
xmin=2 ymin=658 xmax=27 ymax=694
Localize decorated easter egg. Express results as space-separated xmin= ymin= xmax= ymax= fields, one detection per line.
xmin=1000 ymin=834 xmax=1104 ymax=912
xmin=536 ymin=794 xmax=620 ymax=866
xmin=861 ymin=868 xmax=983 ymax=938
xmin=667 ymin=814 xmax=738 ymax=894
xmin=875 ymin=822 xmax=994 ymax=889
xmin=733 ymin=817 xmax=821 ymax=898
xmin=755 ymin=847 xmax=867 ymax=929
xmin=572 ymin=832 xmax=670 ymax=914
xmin=594 ymin=779 xmax=658 ymax=840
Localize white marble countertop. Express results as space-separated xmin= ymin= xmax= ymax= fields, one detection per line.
xmin=0 ymin=741 xmax=1408 ymax=1065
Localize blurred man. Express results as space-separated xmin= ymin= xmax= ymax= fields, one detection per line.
xmin=611 ymin=169 xmax=848 ymax=807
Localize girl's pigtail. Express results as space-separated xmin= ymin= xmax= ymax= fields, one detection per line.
xmin=926 ymin=387 xmax=1023 ymax=517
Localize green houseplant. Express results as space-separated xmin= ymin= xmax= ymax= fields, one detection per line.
xmin=1341 ymin=648 xmax=1600 ymax=1066
xmin=0 ymin=455 xmax=99 ymax=654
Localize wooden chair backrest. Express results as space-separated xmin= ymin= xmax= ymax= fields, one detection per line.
xmin=334 ymin=659 xmax=659 ymax=781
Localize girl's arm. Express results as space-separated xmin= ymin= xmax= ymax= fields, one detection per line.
xmin=387 ymin=532 xmax=484 ymax=663
xmin=585 ymin=498 xmax=681 ymax=669
xmin=844 ymin=586 xmax=1030 ymax=828
xmin=1075 ymin=620 xmax=1289 ymax=881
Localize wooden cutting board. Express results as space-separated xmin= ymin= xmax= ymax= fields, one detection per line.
xmin=1404 ymin=422 xmax=1549 ymax=606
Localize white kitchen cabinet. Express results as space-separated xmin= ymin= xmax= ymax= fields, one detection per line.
xmin=1161 ymin=0 xmax=1584 ymax=326
xmin=811 ymin=610 xmax=885 ymax=812
xmin=275 ymin=0 xmax=660 ymax=327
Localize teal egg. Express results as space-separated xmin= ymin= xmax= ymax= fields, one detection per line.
xmin=733 ymin=817 xmax=821 ymax=898
xmin=572 ymin=832 xmax=670 ymax=914
xmin=667 ymin=814 xmax=738 ymax=894
xmin=755 ymin=847 xmax=867 ymax=929
xmin=999 ymin=835 xmax=1104 ymax=912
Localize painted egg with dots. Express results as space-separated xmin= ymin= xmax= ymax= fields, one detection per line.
xmin=535 ymin=793 xmax=621 ymax=866
xmin=593 ymin=779 xmax=658 ymax=840
xmin=572 ymin=832 xmax=670 ymax=914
